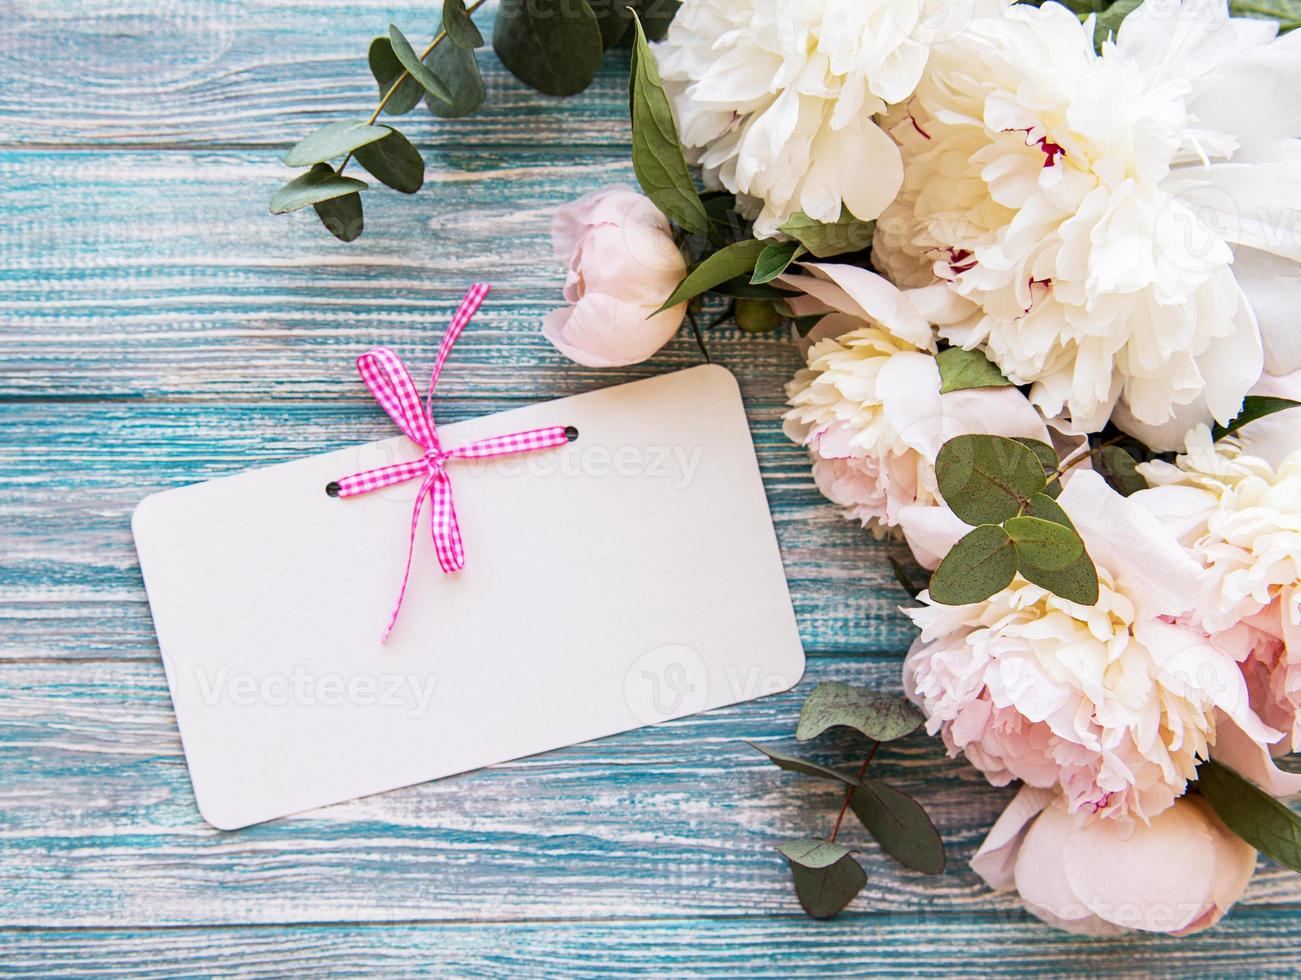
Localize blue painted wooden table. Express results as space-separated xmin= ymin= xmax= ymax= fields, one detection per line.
xmin=2 ymin=2 xmax=1298 ymax=975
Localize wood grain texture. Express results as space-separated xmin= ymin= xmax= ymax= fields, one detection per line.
xmin=5 ymin=911 xmax=1301 ymax=979
xmin=2 ymin=0 xmax=1299 ymax=973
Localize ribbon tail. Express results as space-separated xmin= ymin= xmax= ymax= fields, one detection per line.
xmin=382 ymin=472 xmax=437 ymax=644
xmin=428 ymin=469 xmax=466 ymax=573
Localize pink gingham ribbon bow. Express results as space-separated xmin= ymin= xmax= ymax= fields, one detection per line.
xmin=329 ymin=283 xmax=573 ymax=641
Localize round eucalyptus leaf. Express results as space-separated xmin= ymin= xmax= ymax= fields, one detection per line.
xmin=936 ymin=434 xmax=1048 ymax=526
xmin=776 ymin=838 xmax=852 ymax=871
xmin=493 ymin=0 xmax=603 ymax=97
xmin=1005 ymin=515 xmax=1084 ymax=572
xmin=788 ymin=853 xmax=866 ymax=919
xmin=1096 ymin=445 xmax=1149 ymax=497
xmin=929 ymin=524 xmax=1016 ymax=606
xmin=283 ymin=121 xmax=391 ymax=168
xmin=353 ymin=129 xmax=425 ymax=194
xmin=269 ymin=164 xmax=368 ymax=214
xmin=313 ymin=192 xmax=364 ymax=242
xmin=796 ymin=682 xmax=924 ymax=744
xmin=1017 ymin=548 xmax=1100 ymax=607
xmin=1022 ymin=491 xmax=1074 ymax=529
xmin=425 ymin=40 xmax=486 ymax=119
xmin=443 ymin=0 xmax=484 ymax=49
xmin=848 ymin=779 xmax=945 ymax=875
xmin=389 ymin=24 xmax=454 ymax=104
xmin=368 ymin=36 xmax=423 ymax=115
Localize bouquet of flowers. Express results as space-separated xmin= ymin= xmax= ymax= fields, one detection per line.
xmin=541 ymin=0 xmax=1301 ymax=936
xmin=273 ymin=0 xmax=1300 ymax=937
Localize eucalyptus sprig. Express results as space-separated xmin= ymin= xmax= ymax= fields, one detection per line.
xmin=753 ymin=682 xmax=944 ymax=919
xmin=273 ymin=0 xmax=680 ymax=240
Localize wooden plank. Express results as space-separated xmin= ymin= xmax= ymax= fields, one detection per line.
xmin=0 ymin=147 xmax=806 ymax=401
xmin=2 ymin=655 xmax=1300 ymax=927
xmin=0 ymin=2 xmax=633 ymax=150
xmin=0 ymin=400 xmax=914 ymax=658
xmin=5 ymin=910 xmax=1301 ymax=979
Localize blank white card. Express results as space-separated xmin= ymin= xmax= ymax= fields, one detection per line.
xmin=133 ymin=364 xmax=805 ymax=829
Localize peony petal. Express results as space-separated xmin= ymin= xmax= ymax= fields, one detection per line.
xmin=1061 ymin=798 xmax=1217 ymax=934
xmin=1235 ymin=246 xmax=1301 ymax=376
xmin=542 ymin=293 xmax=685 ymax=368
xmin=898 ymin=503 xmax=969 ymax=571
xmin=1211 ymin=713 xmax=1301 ymax=797
xmin=798 ymin=263 xmax=935 ymax=350
xmin=550 ymin=184 xmax=641 ymax=257
xmin=1057 ymin=471 xmax=1204 ymax=616
xmin=971 ymin=785 xmax=1055 ymax=891
xmin=1013 ymin=803 xmax=1103 ymax=926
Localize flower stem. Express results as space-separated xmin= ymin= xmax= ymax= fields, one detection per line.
xmin=687 ymin=310 xmax=712 ymax=364
xmin=829 ymin=741 xmax=879 ymax=843
xmin=337 ymin=0 xmax=488 ymax=175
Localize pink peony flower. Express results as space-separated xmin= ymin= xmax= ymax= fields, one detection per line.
xmin=972 ymin=787 xmax=1256 ymax=936
xmin=904 ymin=471 xmax=1279 ymax=824
xmin=1132 ymin=422 xmax=1301 ymax=795
xmin=543 ymin=185 xmax=687 ymax=368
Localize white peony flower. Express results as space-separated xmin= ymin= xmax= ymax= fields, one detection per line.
xmin=654 ymin=0 xmax=1010 ymax=237
xmin=873 ymin=0 xmax=1301 ymax=436
xmin=781 ymin=263 xmax=1049 ymax=538
xmin=904 ymin=471 xmax=1279 ymax=824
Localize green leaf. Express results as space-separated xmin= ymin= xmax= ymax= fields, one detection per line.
xmin=656 ymin=240 xmax=768 ymax=312
xmin=1018 ymin=548 xmax=1100 ymax=606
xmin=706 ymin=277 xmax=789 ymax=301
xmin=936 ymin=434 xmax=1048 ymax=526
xmin=1229 ymin=1 xmax=1301 ymax=31
xmin=929 ymin=524 xmax=1017 ymax=606
xmin=747 ymin=741 xmax=859 ymax=786
xmin=627 ymin=0 xmax=680 ymax=40
xmin=368 ymin=37 xmax=424 ymax=115
xmin=313 ymin=192 xmax=364 ymax=242
xmin=426 ymin=39 xmax=486 ymax=118
xmin=1212 ymin=395 xmax=1301 ymax=441
xmin=849 ymin=779 xmax=945 ymax=875
xmin=776 ymin=838 xmax=852 ymax=870
xmin=1013 ymin=438 xmax=1061 ymax=499
xmin=1198 ymin=760 xmax=1301 ymax=873
xmin=443 ymin=0 xmax=484 ymax=49
xmin=1095 ymin=445 xmax=1148 ymax=497
xmin=1005 ymin=515 xmax=1085 ymax=572
xmin=493 ymin=0 xmax=603 ymax=97
xmin=283 ymin=121 xmax=391 ymax=168
xmin=390 ymin=25 xmax=454 ymax=104
xmin=734 ymin=299 xmax=783 ymax=333
xmin=936 ymin=347 xmax=1013 ymax=394
xmin=778 ymin=209 xmax=875 ymax=258
xmin=353 ymin=129 xmax=425 ymax=194
xmin=751 ymin=241 xmax=805 ymax=285
xmin=788 ymin=853 xmax=866 ymax=919
xmin=1021 ymin=491 xmax=1074 ymax=529
xmin=269 ymin=164 xmax=369 ymax=214
xmin=889 ymin=556 xmax=922 ymax=599
xmin=628 ymin=15 xmax=710 ymax=235
xmin=1093 ymin=0 xmax=1142 ymax=50
xmin=796 ymin=682 xmax=924 ymax=744
xmin=792 ymin=313 xmax=828 ymax=338
xmin=588 ymin=0 xmax=634 ymax=46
